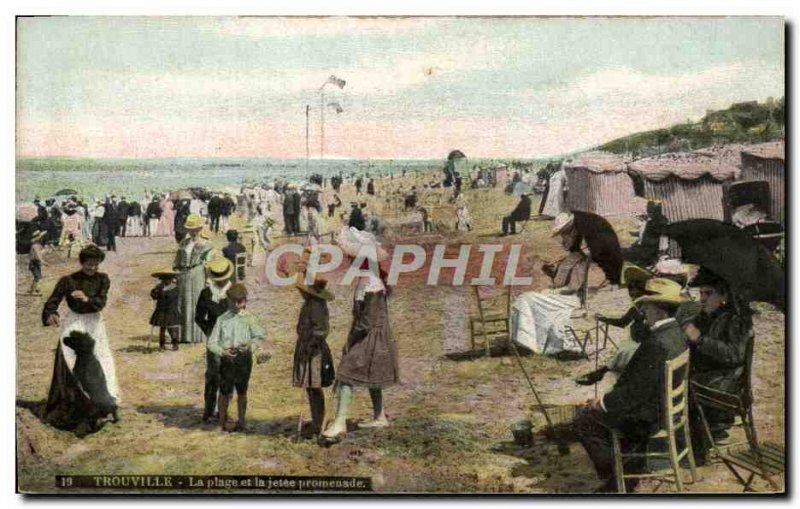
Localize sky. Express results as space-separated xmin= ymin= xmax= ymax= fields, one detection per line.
xmin=16 ymin=16 xmax=785 ymax=159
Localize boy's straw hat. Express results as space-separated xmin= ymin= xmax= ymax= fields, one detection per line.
xmin=620 ymin=262 xmax=653 ymax=287
xmin=551 ymin=212 xmax=575 ymax=237
xmin=205 ymin=257 xmax=234 ymax=282
xmin=184 ymin=213 xmax=205 ymax=230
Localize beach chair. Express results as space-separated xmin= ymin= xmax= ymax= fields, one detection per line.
xmin=234 ymin=252 xmax=247 ymax=282
xmin=691 ymin=336 xmax=784 ymax=491
xmin=612 ymin=349 xmax=698 ymax=493
xmin=469 ymin=286 xmax=512 ymax=357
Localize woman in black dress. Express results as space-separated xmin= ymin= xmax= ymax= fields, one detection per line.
xmin=41 ymin=245 xmax=119 ymax=434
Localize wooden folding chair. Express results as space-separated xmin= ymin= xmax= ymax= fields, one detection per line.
xmin=469 ymin=286 xmax=512 ymax=357
xmin=692 ymin=335 xmax=784 ymax=491
xmin=612 ymin=349 xmax=698 ymax=493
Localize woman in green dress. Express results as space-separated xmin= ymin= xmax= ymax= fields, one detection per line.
xmin=173 ymin=213 xmax=214 ymax=343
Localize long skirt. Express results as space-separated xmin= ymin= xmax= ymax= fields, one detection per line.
xmin=44 ymin=312 xmax=120 ymax=429
xmin=511 ymin=290 xmax=581 ymax=354
xmin=177 ymin=265 xmax=206 ymax=343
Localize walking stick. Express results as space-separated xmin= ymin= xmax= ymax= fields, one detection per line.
xmin=508 ymin=338 xmax=570 ymax=455
xmin=295 ymin=390 xmax=305 ymax=442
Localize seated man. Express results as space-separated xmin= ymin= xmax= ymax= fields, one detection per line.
xmin=501 ymin=193 xmax=531 ymax=235
xmin=576 ymin=263 xmax=700 ymax=385
xmin=573 ymin=278 xmax=689 ymax=492
xmin=511 ymin=213 xmax=588 ymax=354
xmin=684 ymin=267 xmax=750 ymax=459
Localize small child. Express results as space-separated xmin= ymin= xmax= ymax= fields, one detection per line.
xmin=149 ymin=270 xmax=181 ymax=350
xmin=207 ymin=283 xmax=266 ymax=432
xmin=28 ymin=230 xmax=47 ymax=295
xmin=222 ymin=230 xmax=247 ymax=282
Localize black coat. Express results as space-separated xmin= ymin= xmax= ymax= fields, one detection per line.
xmin=150 ymin=282 xmax=180 ymax=327
xmin=127 ymin=202 xmax=142 ymax=217
xmin=348 ymin=207 xmax=366 ymax=230
xmin=207 ymin=196 xmax=222 ymax=216
xmin=690 ymin=307 xmax=749 ymax=393
xmin=195 ymin=287 xmax=230 ymax=338
xmin=62 ymin=332 xmax=117 ymax=418
xmin=602 ymin=320 xmax=687 ymax=439
xmin=146 ymin=201 xmax=162 ymax=219
xmin=220 ymin=197 xmax=235 ymax=216
xmin=509 ymin=195 xmax=532 ymax=222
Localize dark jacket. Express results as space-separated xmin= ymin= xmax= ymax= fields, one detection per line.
xmin=690 ymin=307 xmax=750 ymax=393
xmin=207 ymin=196 xmax=222 ymax=216
xmin=43 ymin=271 xmax=111 ymax=324
xmin=146 ymin=200 xmax=162 ymax=220
xmin=195 ymin=286 xmax=230 ymax=338
xmin=509 ymin=195 xmax=532 ymax=222
xmin=293 ymin=294 xmax=334 ymax=388
xmin=348 ymin=206 xmax=366 ymax=231
xmin=222 ymin=242 xmax=247 ymax=281
xmin=220 ymin=196 xmax=235 ymax=216
xmin=602 ymin=319 xmax=687 ymax=439
xmin=149 ymin=281 xmax=180 ymax=327
xmin=127 ymin=202 xmax=142 ymax=217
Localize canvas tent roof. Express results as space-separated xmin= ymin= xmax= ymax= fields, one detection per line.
xmin=566 ymin=151 xmax=625 ymax=174
xmin=741 ymin=141 xmax=784 ymax=161
xmin=626 ymin=152 xmax=738 ymax=182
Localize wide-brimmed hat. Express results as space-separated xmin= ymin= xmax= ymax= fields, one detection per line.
xmin=551 ymin=212 xmax=575 ymax=237
xmin=337 ymin=226 xmax=389 ymax=261
xmin=295 ymin=274 xmax=334 ymax=301
xmin=205 ymin=257 xmax=234 ymax=282
xmin=151 ymin=268 xmax=177 ymax=279
xmin=30 ymin=230 xmax=47 ymax=242
xmin=619 ymin=262 xmax=653 ymax=287
xmin=184 ymin=213 xmax=205 ymax=230
xmin=634 ymin=278 xmax=686 ymax=308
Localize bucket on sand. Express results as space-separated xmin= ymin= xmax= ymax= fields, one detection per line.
xmin=511 ymin=419 xmax=534 ymax=447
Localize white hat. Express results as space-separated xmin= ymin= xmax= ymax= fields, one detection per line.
xmin=337 ymin=226 xmax=389 ymax=261
xmin=551 ymin=212 xmax=575 ymax=236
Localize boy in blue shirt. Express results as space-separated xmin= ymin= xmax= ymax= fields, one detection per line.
xmin=207 ymin=283 xmax=266 ymax=432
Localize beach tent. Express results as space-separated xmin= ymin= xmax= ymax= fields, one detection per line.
xmin=738 ymin=141 xmax=785 ymax=225
xmin=626 ymin=151 xmax=739 ymax=256
xmin=564 ymin=152 xmax=645 ymax=218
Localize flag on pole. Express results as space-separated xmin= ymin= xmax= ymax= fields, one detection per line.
xmin=328 ymin=101 xmax=344 ymax=114
xmin=327 ymin=75 xmax=346 ymax=89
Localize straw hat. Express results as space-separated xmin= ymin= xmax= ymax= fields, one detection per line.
xmin=151 ymin=268 xmax=177 ymax=279
xmin=295 ymin=274 xmax=334 ymax=301
xmin=336 ymin=226 xmax=389 ymax=261
xmin=619 ymin=262 xmax=653 ymax=287
xmin=30 ymin=230 xmax=47 ymax=242
xmin=205 ymin=257 xmax=234 ymax=282
xmin=184 ymin=213 xmax=205 ymax=230
xmin=634 ymin=278 xmax=686 ymax=307
xmin=551 ymin=212 xmax=575 ymax=237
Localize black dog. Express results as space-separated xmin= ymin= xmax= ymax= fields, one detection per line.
xmin=63 ymin=330 xmax=118 ymax=422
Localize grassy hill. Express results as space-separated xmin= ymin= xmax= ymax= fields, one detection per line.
xmin=597 ymin=97 xmax=785 ymax=158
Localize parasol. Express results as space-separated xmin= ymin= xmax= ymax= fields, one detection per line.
xmin=54 ymin=188 xmax=78 ymax=196
xmin=661 ymin=219 xmax=785 ymax=311
xmin=573 ymin=211 xmax=623 ymax=284
xmin=447 ymin=150 xmax=466 ymax=161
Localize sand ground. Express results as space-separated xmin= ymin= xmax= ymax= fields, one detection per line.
xmin=15 ymin=174 xmax=785 ymax=494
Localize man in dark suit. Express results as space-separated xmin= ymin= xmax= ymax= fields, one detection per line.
xmin=117 ymin=197 xmax=129 ymax=237
xmin=144 ymin=197 xmax=161 ymax=237
xmin=501 ymin=193 xmax=531 ymax=235
xmin=573 ymin=278 xmax=688 ymax=492
xmin=102 ymin=197 xmax=118 ymax=252
xmin=220 ymin=193 xmax=235 ymax=233
xmin=283 ymin=185 xmax=301 ymax=235
xmin=207 ymin=193 xmax=222 ymax=233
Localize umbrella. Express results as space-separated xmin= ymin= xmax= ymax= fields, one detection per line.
xmin=573 ymin=211 xmax=623 ymax=284
xmin=447 ymin=150 xmax=466 ymax=161
xmin=54 ymin=188 xmax=78 ymax=196
xmin=661 ymin=219 xmax=785 ymax=311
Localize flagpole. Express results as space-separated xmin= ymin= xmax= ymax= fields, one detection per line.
xmin=320 ymin=87 xmax=325 ymax=159
xmin=305 ymin=104 xmax=310 ymax=171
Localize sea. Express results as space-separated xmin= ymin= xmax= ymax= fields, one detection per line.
xmin=15 ymin=158 xmax=447 ymax=204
